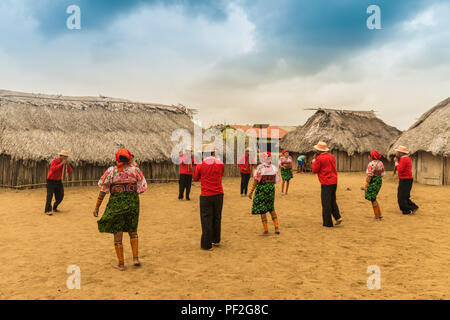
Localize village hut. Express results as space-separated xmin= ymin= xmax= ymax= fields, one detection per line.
xmin=0 ymin=90 xmax=195 ymax=188
xmin=281 ymin=108 xmax=401 ymax=172
xmin=388 ymin=97 xmax=450 ymax=185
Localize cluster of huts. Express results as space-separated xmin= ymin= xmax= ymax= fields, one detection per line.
xmin=0 ymin=89 xmax=449 ymax=187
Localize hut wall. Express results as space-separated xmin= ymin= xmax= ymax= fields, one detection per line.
xmin=445 ymin=157 xmax=450 ymax=185
xmin=415 ymin=151 xmax=445 ymax=186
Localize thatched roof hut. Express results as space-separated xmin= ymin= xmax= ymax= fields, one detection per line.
xmin=0 ymin=90 xmax=195 ymax=187
xmin=281 ymin=108 xmax=401 ymax=172
xmin=388 ymin=97 xmax=450 ymax=185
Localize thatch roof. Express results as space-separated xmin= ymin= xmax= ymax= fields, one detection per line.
xmin=388 ymin=97 xmax=450 ymax=157
xmin=0 ymin=90 xmax=195 ymax=165
xmin=281 ymin=108 xmax=401 ymax=156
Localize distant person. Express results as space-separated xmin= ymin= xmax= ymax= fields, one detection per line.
xmin=297 ymin=154 xmax=306 ymax=173
xmin=394 ymin=146 xmax=419 ymax=215
xmin=248 ymin=152 xmax=280 ymax=235
xmin=93 ymin=149 xmax=148 ymax=271
xmin=364 ymin=150 xmax=385 ymax=220
xmin=45 ymin=150 xmax=72 ymax=216
xmin=193 ymin=145 xmax=225 ymax=250
xmin=312 ymin=142 xmax=342 ymax=227
xmin=279 ymin=149 xmax=293 ymax=195
xmin=179 ymin=146 xmax=194 ymax=200
xmin=238 ymin=147 xmax=253 ymax=197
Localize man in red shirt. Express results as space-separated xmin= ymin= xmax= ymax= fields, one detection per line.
xmin=312 ymin=142 xmax=342 ymax=227
xmin=45 ymin=150 xmax=72 ymax=215
xmin=178 ymin=146 xmax=194 ymax=200
xmin=394 ymin=146 xmax=419 ymax=215
xmin=193 ymin=145 xmax=225 ymax=250
xmin=238 ymin=148 xmax=253 ymax=197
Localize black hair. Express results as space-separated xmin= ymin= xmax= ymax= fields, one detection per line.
xmin=118 ymin=155 xmax=130 ymax=163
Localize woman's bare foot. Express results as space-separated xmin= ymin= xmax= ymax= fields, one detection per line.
xmin=275 ymin=228 xmax=280 ymax=234
xmin=113 ymin=264 xmax=126 ymax=271
xmin=261 ymin=231 xmax=269 ymax=236
xmin=133 ymin=258 xmax=141 ymax=266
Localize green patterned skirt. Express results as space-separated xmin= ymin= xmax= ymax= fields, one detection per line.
xmin=280 ymin=168 xmax=293 ymax=181
xmin=252 ymin=182 xmax=275 ymax=215
xmin=98 ymin=192 xmax=140 ymax=233
xmin=365 ymin=176 xmax=383 ymax=202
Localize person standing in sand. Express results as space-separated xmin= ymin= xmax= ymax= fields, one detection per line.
xmin=193 ymin=145 xmax=225 ymax=251
xmin=364 ymin=150 xmax=385 ymax=220
xmin=297 ymin=154 xmax=306 ymax=173
xmin=279 ymin=149 xmax=293 ymax=195
xmin=312 ymin=142 xmax=342 ymax=228
xmin=93 ymin=149 xmax=148 ymax=271
xmin=179 ymin=146 xmax=194 ymax=201
xmin=394 ymin=146 xmax=419 ymax=215
xmin=248 ymin=152 xmax=281 ymax=235
xmin=44 ymin=150 xmax=72 ymax=216
xmin=238 ymin=147 xmax=253 ymax=197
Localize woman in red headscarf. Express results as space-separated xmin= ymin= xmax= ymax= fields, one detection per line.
xmin=248 ymin=152 xmax=281 ymax=235
xmin=279 ymin=149 xmax=293 ymax=195
xmin=93 ymin=149 xmax=148 ymax=271
xmin=364 ymin=150 xmax=385 ymax=220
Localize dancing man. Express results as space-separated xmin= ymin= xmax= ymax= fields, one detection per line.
xmin=193 ymin=145 xmax=225 ymax=250
xmin=312 ymin=142 xmax=342 ymax=227
xmin=45 ymin=150 xmax=72 ymax=215
xmin=179 ymin=146 xmax=194 ymax=200
xmin=394 ymin=146 xmax=419 ymax=215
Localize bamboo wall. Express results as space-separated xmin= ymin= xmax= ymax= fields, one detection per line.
xmin=290 ymin=151 xmax=395 ymax=172
xmin=0 ymin=155 xmax=242 ymax=189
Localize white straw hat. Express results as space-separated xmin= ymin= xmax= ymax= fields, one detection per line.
xmin=58 ymin=150 xmax=69 ymax=157
xmin=395 ymin=146 xmax=409 ymax=154
xmin=313 ymin=141 xmax=329 ymax=152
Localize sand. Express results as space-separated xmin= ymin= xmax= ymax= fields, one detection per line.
xmin=1 ymin=171 xmax=449 ymax=300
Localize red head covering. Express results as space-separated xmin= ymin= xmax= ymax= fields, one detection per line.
xmin=261 ymin=152 xmax=272 ymax=164
xmin=115 ymin=149 xmax=132 ymax=172
xmin=282 ymin=149 xmax=289 ymax=155
xmin=370 ymin=150 xmax=381 ymax=160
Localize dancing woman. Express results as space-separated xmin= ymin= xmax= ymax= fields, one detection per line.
xmin=364 ymin=150 xmax=385 ymax=220
xmin=279 ymin=149 xmax=293 ymax=195
xmin=248 ymin=152 xmax=280 ymax=235
xmin=93 ymin=149 xmax=148 ymax=271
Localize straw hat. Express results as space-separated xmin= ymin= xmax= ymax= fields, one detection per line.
xmin=395 ymin=146 xmax=409 ymax=154
xmin=202 ymin=144 xmax=215 ymax=153
xmin=313 ymin=141 xmax=329 ymax=152
xmin=58 ymin=150 xmax=69 ymax=157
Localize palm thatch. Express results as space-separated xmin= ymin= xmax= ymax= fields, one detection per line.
xmin=0 ymin=89 xmax=195 ymax=165
xmin=388 ymin=97 xmax=450 ymax=157
xmin=281 ymin=108 xmax=401 ymax=156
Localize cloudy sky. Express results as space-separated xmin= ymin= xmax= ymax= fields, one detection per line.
xmin=0 ymin=0 xmax=449 ymax=130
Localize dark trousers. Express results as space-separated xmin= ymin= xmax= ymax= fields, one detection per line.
xmin=200 ymin=194 xmax=224 ymax=249
xmin=397 ymin=179 xmax=418 ymax=214
xmin=45 ymin=180 xmax=64 ymax=212
xmin=321 ymin=184 xmax=341 ymax=227
xmin=179 ymin=174 xmax=193 ymax=199
xmin=240 ymin=172 xmax=251 ymax=195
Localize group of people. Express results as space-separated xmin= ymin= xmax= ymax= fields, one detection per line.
xmin=42 ymin=142 xmax=419 ymax=271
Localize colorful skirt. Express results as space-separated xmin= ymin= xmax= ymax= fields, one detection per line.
xmin=252 ymin=182 xmax=275 ymax=215
xmin=280 ymin=168 xmax=293 ymax=181
xmin=98 ymin=192 xmax=140 ymax=233
xmin=365 ymin=176 xmax=383 ymax=202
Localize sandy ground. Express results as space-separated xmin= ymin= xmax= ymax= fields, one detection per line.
xmin=1 ymin=171 xmax=449 ymax=300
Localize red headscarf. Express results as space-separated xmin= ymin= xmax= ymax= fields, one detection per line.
xmin=370 ymin=150 xmax=381 ymax=160
xmin=115 ymin=149 xmax=132 ymax=172
xmin=282 ymin=149 xmax=288 ymax=155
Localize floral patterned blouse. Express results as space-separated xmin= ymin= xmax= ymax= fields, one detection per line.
xmin=366 ymin=160 xmax=385 ymax=178
xmin=279 ymin=156 xmax=293 ymax=169
xmin=98 ymin=166 xmax=148 ymax=194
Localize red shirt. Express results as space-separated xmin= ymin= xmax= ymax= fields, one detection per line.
xmin=47 ymin=158 xmax=73 ymax=180
xmin=193 ymin=156 xmax=225 ymax=196
xmin=179 ymin=154 xmax=194 ymax=175
xmin=238 ymin=154 xmax=252 ymax=174
xmin=312 ymin=152 xmax=338 ymax=185
xmin=396 ymin=155 xmax=413 ymax=179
